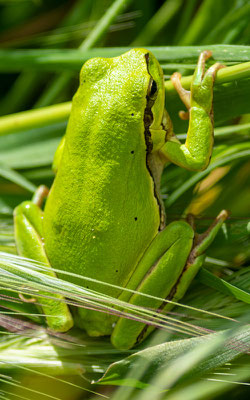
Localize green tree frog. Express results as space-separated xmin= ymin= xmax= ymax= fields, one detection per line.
xmin=14 ymin=48 xmax=228 ymax=350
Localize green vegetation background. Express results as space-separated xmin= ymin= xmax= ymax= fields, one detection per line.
xmin=0 ymin=1 xmax=249 ymax=400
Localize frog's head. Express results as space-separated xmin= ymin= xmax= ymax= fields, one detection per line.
xmin=77 ymin=48 xmax=165 ymax=144
xmin=139 ymin=48 xmax=165 ymax=131
xmin=117 ymin=48 xmax=165 ymax=132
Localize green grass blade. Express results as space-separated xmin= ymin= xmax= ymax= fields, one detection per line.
xmin=0 ymin=103 xmax=71 ymax=137
xmin=174 ymin=0 xmax=200 ymax=44
xmin=197 ymin=268 xmax=250 ymax=303
xmin=178 ymin=0 xmax=232 ymax=45
xmin=0 ymin=45 xmax=249 ymax=73
xmin=165 ymin=144 xmax=250 ymax=207
xmin=0 ymin=164 xmax=36 ymax=192
xmin=202 ymin=2 xmax=250 ymax=44
xmin=99 ymin=325 xmax=250 ymax=388
xmin=35 ymin=0 xmax=133 ymax=108
xmin=131 ymin=0 xmax=183 ymax=46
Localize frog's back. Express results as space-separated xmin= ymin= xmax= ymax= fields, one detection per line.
xmin=43 ymin=49 xmax=162 ymax=335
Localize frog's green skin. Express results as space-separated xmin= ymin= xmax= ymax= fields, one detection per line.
xmin=14 ymin=49 xmax=227 ymax=350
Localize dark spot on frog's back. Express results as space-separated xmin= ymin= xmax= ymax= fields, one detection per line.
xmin=53 ymin=221 xmax=63 ymax=235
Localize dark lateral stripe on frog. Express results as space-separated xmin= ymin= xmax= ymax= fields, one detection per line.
xmin=135 ymin=253 xmax=192 ymax=345
xmin=143 ymin=53 xmax=162 ymax=231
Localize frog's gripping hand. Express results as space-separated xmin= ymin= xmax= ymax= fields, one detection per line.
xmin=14 ymin=186 xmax=73 ymax=332
xmin=161 ymin=51 xmax=224 ymax=171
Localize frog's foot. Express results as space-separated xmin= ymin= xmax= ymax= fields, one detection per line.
xmin=19 ymin=293 xmax=36 ymax=303
xmin=187 ymin=209 xmax=229 ymax=264
xmin=32 ymin=185 xmax=49 ymax=207
xmin=186 ymin=213 xmax=195 ymax=229
xmin=171 ymin=51 xmax=225 ymax=121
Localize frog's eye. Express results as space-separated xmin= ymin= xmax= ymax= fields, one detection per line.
xmin=147 ymin=78 xmax=158 ymax=98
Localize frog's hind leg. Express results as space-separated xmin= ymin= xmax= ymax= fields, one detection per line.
xmin=111 ymin=220 xmax=195 ymax=350
xmin=14 ymin=186 xmax=73 ymax=332
xmin=31 ymin=184 xmax=49 ymax=207
xmin=140 ymin=211 xmax=228 ymax=346
xmin=111 ymin=211 xmax=228 ymax=350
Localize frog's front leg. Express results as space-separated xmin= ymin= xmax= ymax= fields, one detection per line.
xmin=14 ymin=186 xmax=73 ymax=332
xmin=111 ymin=210 xmax=227 ymax=350
xmin=161 ymin=51 xmax=224 ymax=171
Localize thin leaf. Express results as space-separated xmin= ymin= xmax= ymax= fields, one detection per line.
xmin=0 ymin=45 xmax=249 ymax=72
xmin=197 ymin=268 xmax=250 ymax=304
xmin=165 ymin=147 xmax=250 ymax=207
xmin=99 ymin=324 xmax=250 ymax=388
xmin=0 ymin=164 xmax=36 ymax=193
xmin=132 ymin=0 xmax=183 ymax=46
xmin=35 ymin=0 xmax=133 ymax=108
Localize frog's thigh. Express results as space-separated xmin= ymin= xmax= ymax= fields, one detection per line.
xmin=111 ymin=221 xmax=194 ymax=350
xmin=14 ymin=201 xmax=73 ymax=332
